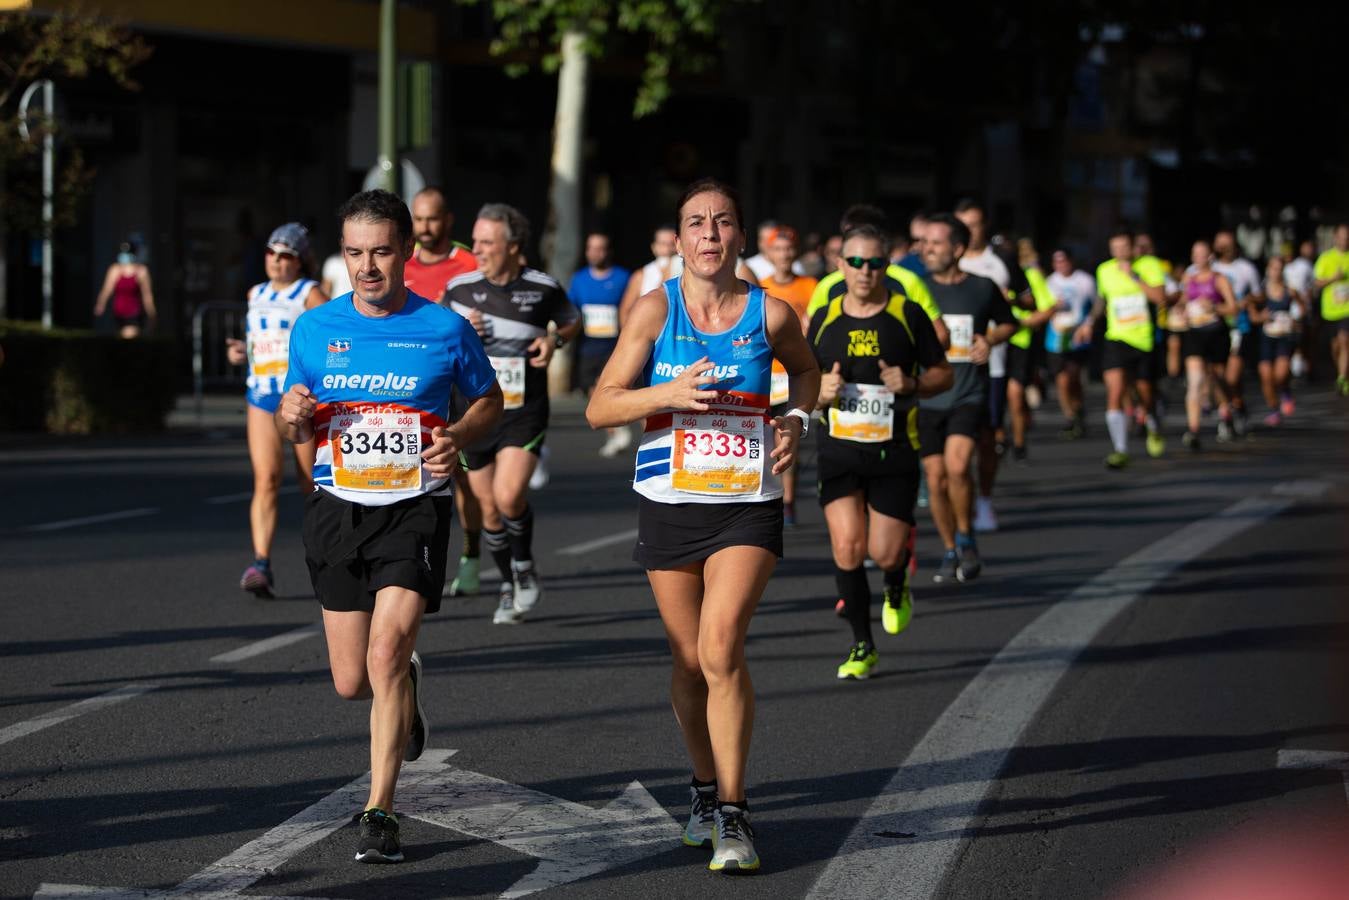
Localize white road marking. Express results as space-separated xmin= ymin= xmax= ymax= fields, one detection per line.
xmin=0 ymin=684 xmax=158 ymax=746
xmin=37 ymin=748 xmax=678 ymax=900
xmin=1271 ymin=479 xmax=1332 ymax=498
xmin=807 ymin=488 xmax=1302 ymax=900
xmin=210 ymin=624 xmax=322 ymax=664
xmin=555 ymin=528 xmax=638 ymax=557
xmin=1277 ymin=749 xmax=1349 ymax=805
xmin=24 ymin=508 xmax=159 ymax=533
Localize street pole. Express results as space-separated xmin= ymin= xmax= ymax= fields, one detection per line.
xmin=41 ymin=79 xmax=53 ymax=330
xmin=18 ymin=79 xmax=54 ymax=329
xmin=377 ymin=0 xmax=396 ymax=193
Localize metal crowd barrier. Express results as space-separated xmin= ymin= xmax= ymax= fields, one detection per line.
xmin=192 ymin=301 xmax=247 ymax=424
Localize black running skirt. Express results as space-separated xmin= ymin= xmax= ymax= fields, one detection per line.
xmin=633 ymin=496 xmax=784 ymax=570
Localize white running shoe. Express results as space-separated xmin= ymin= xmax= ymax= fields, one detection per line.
xmin=598 ymin=426 xmax=632 ymax=458
xmin=682 ymin=785 xmax=717 ymax=848
xmin=528 ymin=446 xmax=551 ymax=490
xmin=492 ymin=581 xmax=523 ymax=625
xmin=512 ymin=562 xmax=541 ymax=612
xmin=709 ymin=805 xmax=759 ymax=872
xmin=973 ymin=497 xmax=999 ymax=533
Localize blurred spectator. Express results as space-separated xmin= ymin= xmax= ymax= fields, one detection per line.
xmin=93 ymin=240 xmax=156 ymax=338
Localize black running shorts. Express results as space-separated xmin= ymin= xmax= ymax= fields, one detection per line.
xmin=1046 ymin=349 xmax=1087 ymax=377
xmin=633 ymin=497 xmax=783 ymax=570
xmin=1006 ymin=344 xmax=1035 ymax=385
xmin=302 ymin=489 xmax=452 ymax=614
xmin=577 ymin=353 xmax=609 ymax=392
xmin=462 ymin=405 xmax=548 ymax=470
xmin=1182 ymin=325 xmax=1230 ymax=365
xmin=917 ymin=403 xmax=983 ymax=457
xmin=816 ymin=441 xmax=919 ymax=525
xmin=1100 ymin=339 xmax=1157 ymax=381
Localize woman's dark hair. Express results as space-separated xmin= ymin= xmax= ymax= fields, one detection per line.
xmin=675 ymin=177 xmax=745 ymax=234
xmin=337 ymin=189 xmax=413 ymax=245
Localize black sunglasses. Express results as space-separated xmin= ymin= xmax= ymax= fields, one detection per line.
xmin=844 ymin=256 xmax=887 ymax=271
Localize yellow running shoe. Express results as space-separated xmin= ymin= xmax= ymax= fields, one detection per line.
xmin=881 ymin=584 xmax=913 ymax=635
xmin=1145 ymin=430 xmax=1165 ymax=458
xmin=836 ymin=642 xmax=878 ymax=680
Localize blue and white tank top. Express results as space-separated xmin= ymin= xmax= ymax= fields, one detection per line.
xmin=246 ymin=279 xmax=316 ymax=398
xmin=633 ymin=278 xmax=781 ymax=505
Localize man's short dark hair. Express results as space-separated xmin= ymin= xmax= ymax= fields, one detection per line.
xmin=338 ymin=189 xmax=413 ymax=245
xmin=927 ymin=213 xmax=970 ymax=249
xmin=413 ymin=186 xmax=447 ymax=208
xmin=841 ymin=224 xmax=889 ymax=248
xmin=1109 ymin=224 xmax=1135 ymax=242
xmin=839 ymin=203 xmax=889 ymax=234
xmin=953 ymin=198 xmax=985 ymax=218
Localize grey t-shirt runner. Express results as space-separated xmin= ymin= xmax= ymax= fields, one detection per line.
xmin=919 ymin=273 xmax=1015 ymax=411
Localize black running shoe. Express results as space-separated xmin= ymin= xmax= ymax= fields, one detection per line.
xmin=355 ymin=808 xmax=403 ymax=863
xmin=956 ymin=542 xmax=982 ymax=582
xmin=933 ymin=550 xmax=959 ymax=584
xmin=405 ymin=651 xmax=428 ymax=762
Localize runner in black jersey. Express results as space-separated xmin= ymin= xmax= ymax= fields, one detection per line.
xmin=808 ymin=225 xmax=951 ymax=680
xmin=443 ymin=203 xmax=581 ymax=623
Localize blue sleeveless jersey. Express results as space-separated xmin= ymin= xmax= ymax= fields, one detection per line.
xmin=632 ymin=278 xmax=781 ymax=504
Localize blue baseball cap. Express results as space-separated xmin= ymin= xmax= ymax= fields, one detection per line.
xmin=267 ymin=222 xmax=310 ymax=258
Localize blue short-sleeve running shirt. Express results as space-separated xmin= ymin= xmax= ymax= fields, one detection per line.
xmin=283 ymin=292 xmax=497 ymax=506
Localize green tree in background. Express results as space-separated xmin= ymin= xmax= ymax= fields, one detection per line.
xmin=0 ymin=9 xmax=149 ymax=319
xmin=466 ymin=0 xmax=731 ymax=119
xmin=459 ymin=0 xmax=744 ymax=393
xmin=0 ymin=9 xmax=150 ymax=235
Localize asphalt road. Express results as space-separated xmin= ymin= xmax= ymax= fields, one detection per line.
xmin=3 ymin=386 xmax=1347 ymax=900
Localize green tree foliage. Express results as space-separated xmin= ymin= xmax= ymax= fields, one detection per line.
xmin=0 ymin=9 xmax=150 ymax=236
xmin=460 ymin=0 xmax=738 ymax=117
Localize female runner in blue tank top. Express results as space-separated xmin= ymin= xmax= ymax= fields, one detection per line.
xmin=586 ymin=178 xmax=819 ymax=874
xmin=225 ymin=222 xmax=329 ymax=596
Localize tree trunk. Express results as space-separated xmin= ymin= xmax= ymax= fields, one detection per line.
xmin=544 ymin=28 xmax=588 ymax=397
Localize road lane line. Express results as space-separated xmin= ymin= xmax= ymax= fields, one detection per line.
xmin=555 ymin=528 xmax=639 ymax=557
xmin=0 ymin=683 xmax=158 ymax=746
xmin=807 ymin=489 xmax=1301 ymax=900
xmin=1271 ymin=479 xmax=1331 ymax=498
xmin=24 ymin=508 xmax=159 ymax=533
xmin=211 ymin=624 xmax=322 ymax=664
xmin=1277 ymin=749 xmax=1349 ymax=806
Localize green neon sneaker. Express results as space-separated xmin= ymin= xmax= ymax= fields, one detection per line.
xmin=836 ymin=642 xmax=878 ymax=680
xmin=448 ymin=555 xmax=479 ymax=596
xmin=1145 ymin=430 xmax=1165 ymax=458
xmin=1105 ymin=451 xmax=1130 ymax=470
xmin=881 ymin=583 xmax=913 ymax=636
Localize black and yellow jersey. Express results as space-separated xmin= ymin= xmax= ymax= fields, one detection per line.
xmin=807 ymin=264 xmax=942 ymax=321
xmin=806 ymin=291 xmax=945 ymax=454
